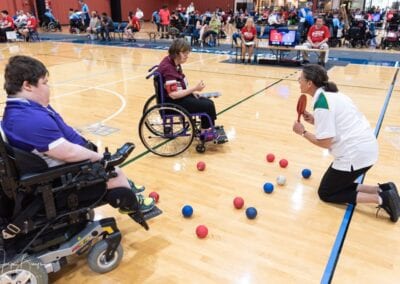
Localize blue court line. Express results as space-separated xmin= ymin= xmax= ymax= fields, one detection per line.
xmin=321 ymin=61 xmax=400 ymax=284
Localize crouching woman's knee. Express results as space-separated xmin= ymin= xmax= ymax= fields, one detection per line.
xmin=318 ymin=184 xmax=335 ymax=203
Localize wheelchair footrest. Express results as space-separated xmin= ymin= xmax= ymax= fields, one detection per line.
xmin=142 ymin=206 xmax=163 ymax=221
xmin=214 ymin=126 xmax=228 ymax=144
xmin=127 ymin=206 xmax=162 ymax=230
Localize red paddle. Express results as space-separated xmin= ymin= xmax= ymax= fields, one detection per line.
xmin=296 ymin=94 xmax=307 ymax=122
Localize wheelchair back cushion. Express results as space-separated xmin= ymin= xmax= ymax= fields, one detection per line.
xmin=6 ymin=144 xmax=48 ymax=176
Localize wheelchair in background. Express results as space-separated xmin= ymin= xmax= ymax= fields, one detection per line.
xmin=41 ymin=14 xmax=62 ymax=32
xmin=0 ymin=134 xmax=149 ymax=283
xmin=139 ymin=66 xmax=228 ymax=157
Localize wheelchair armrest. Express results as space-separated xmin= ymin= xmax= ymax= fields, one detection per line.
xmin=19 ymin=160 xmax=106 ymax=186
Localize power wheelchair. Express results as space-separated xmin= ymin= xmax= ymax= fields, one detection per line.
xmin=139 ymin=66 xmax=228 ymax=157
xmin=0 ymin=134 xmax=153 ymax=283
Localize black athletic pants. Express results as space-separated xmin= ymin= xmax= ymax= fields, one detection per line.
xmin=318 ymin=164 xmax=372 ymax=204
xmin=166 ymin=94 xmax=216 ymax=128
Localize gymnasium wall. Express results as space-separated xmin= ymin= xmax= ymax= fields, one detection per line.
xmin=1 ymin=0 xmax=235 ymax=25
xmin=49 ymin=0 xmax=111 ymax=25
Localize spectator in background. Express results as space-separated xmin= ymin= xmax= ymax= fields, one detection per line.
xmin=86 ymin=11 xmax=100 ymax=39
xmin=151 ymin=9 xmax=161 ymax=32
xmin=14 ymin=10 xmax=27 ymax=29
xmin=240 ymin=17 xmax=257 ymax=63
xmin=176 ymin=4 xmax=184 ymax=14
xmin=18 ymin=11 xmax=37 ymax=41
xmin=202 ymin=13 xmax=221 ymax=46
xmin=268 ymin=8 xmax=283 ymax=27
xmin=68 ymin=8 xmax=74 ymax=18
xmin=159 ymin=4 xmax=171 ymax=39
xmin=302 ymin=17 xmax=330 ymax=65
xmin=0 ymin=10 xmax=15 ymax=42
xmin=186 ymin=2 xmax=195 ymax=18
xmin=99 ymin=12 xmax=114 ymax=41
xmin=79 ymin=0 xmax=90 ymax=27
xmin=135 ymin=8 xmax=144 ymax=20
xmin=232 ymin=13 xmax=246 ymax=46
xmin=125 ymin=11 xmax=140 ymax=42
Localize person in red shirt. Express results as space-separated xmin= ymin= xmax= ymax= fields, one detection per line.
xmin=240 ymin=17 xmax=257 ymax=64
xmin=0 ymin=10 xmax=15 ymax=42
xmin=124 ymin=11 xmax=140 ymax=41
xmin=159 ymin=4 xmax=171 ymax=39
xmin=302 ymin=17 xmax=330 ymax=64
xmin=19 ymin=12 xmax=37 ymax=41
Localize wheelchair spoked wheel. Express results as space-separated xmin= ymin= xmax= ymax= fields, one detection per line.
xmin=139 ymin=104 xmax=195 ymax=157
xmin=142 ymin=94 xmax=157 ymax=115
xmin=87 ymin=239 xmax=123 ymax=274
xmin=41 ymin=22 xmax=49 ymax=32
xmin=0 ymin=256 xmax=48 ymax=284
xmin=48 ymin=22 xmax=57 ymax=32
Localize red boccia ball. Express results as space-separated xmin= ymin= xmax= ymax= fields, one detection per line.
xmin=149 ymin=191 xmax=159 ymax=203
xmin=197 ymin=161 xmax=206 ymax=171
xmin=233 ymin=197 xmax=244 ymax=209
xmin=266 ymin=153 xmax=275 ymax=163
xmin=196 ymin=225 xmax=208 ymax=239
xmin=279 ymin=159 xmax=288 ymax=168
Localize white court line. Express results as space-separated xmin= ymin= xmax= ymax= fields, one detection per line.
xmin=52 ymin=51 xmax=222 ymax=126
xmin=55 ymin=83 xmax=126 ymax=125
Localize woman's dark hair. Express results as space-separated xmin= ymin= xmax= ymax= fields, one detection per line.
xmin=168 ymin=39 xmax=191 ymax=59
xmin=4 ymin=56 xmax=49 ymax=96
xmin=302 ymin=64 xmax=339 ymax=92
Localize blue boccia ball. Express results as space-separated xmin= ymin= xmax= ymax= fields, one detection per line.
xmin=263 ymin=182 xmax=274 ymax=194
xmin=182 ymin=205 xmax=193 ymax=218
xmin=302 ymin=168 xmax=312 ymax=179
xmin=245 ymin=207 xmax=258 ymax=219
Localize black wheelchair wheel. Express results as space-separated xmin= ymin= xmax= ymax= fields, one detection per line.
xmin=48 ymin=22 xmax=56 ymax=32
xmin=41 ymin=22 xmax=49 ymax=32
xmin=139 ymin=104 xmax=195 ymax=157
xmin=196 ymin=144 xmax=206 ymax=153
xmin=142 ymin=94 xmax=157 ymax=115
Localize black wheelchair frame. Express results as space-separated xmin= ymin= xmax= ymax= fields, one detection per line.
xmin=139 ymin=65 xmax=227 ymax=157
xmin=0 ymin=134 xmax=147 ymax=282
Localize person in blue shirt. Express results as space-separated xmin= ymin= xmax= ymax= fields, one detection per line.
xmin=1 ymin=55 xmax=155 ymax=214
xmin=78 ymin=0 xmax=90 ymax=27
xmin=151 ymin=10 xmax=161 ymax=32
xmin=44 ymin=8 xmax=56 ymax=22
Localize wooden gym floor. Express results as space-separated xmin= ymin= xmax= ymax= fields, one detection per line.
xmin=0 ymin=41 xmax=399 ymax=283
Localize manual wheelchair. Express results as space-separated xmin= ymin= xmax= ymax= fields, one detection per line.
xmin=139 ymin=66 xmax=228 ymax=157
xmin=0 ymin=133 xmax=151 ymax=283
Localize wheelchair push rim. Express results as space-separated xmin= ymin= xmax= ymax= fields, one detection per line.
xmin=139 ymin=104 xmax=195 ymax=157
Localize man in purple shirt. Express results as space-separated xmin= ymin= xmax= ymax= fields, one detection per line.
xmin=1 ymin=55 xmax=154 ymax=213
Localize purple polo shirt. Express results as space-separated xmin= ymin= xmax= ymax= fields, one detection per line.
xmin=2 ymin=98 xmax=87 ymax=166
xmin=158 ymin=55 xmax=188 ymax=96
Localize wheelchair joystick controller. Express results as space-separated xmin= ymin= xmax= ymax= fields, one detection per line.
xmin=101 ymin=143 xmax=135 ymax=175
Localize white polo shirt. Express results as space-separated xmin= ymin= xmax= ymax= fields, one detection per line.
xmin=313 ymin=88 xmax=378 ymax=171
